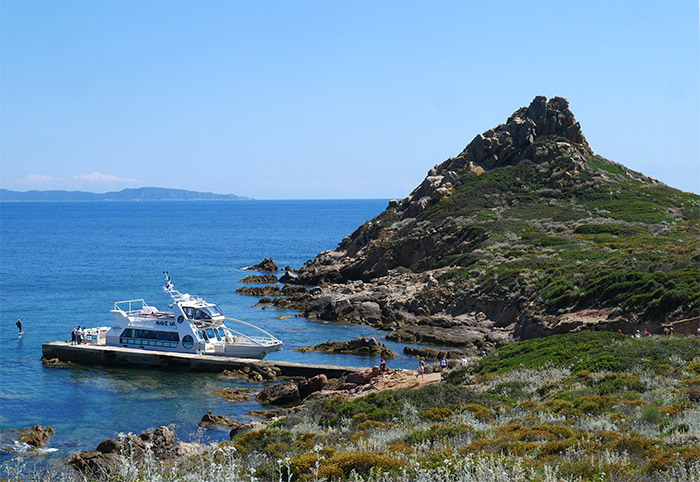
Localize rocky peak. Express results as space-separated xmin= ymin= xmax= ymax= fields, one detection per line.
xmin=394 ymin=96 xmax=592 ymax=218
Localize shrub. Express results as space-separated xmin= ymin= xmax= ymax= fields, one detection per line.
xmin=641 ymin=405 xmax=664 ymax=425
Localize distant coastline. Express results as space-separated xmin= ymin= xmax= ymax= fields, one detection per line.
xmin=0 ymin=187 xmax=252 ymax=202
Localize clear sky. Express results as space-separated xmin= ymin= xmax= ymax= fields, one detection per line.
xmin=1 ymin=0 xmax=698 ymax=199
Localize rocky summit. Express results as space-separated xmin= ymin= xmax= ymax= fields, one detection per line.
xmin=272 ymin=96 xmax=700 ymax=350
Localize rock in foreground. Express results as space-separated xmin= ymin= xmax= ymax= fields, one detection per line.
xmin=71 ymin=426 xmax=205 ymax=478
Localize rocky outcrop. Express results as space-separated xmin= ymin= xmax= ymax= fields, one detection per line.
xmin=71 ymin=426 xmax=205 ymax=479
xmin=199 ymin=411 xmax=239 ymax=427
xmin=257 ymin=96 xmax=698 ymax=350
xmin=238 ymin=274 xmax=279 ymax=283
xmin=296 ymin=337 xmax=395 ymax=358
xmin=298 ymin=374 xmax=328 ymax=399
xmin=236 ymin=285 xmax=282 ymax=297
xmin=255 ymin=380 xmax=300 ymax=405
xmin=19 ymin=425 xmax=54 ymax=447
xmin=244 ymin=258 xmax=279 ymax=272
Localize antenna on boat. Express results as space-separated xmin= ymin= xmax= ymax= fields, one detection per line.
xmin=163 ymin=271 xmax=173 ymax=292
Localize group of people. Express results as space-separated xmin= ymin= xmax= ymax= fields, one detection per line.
xmin=71 ymin=326 xmax=86 ymax=345
xmin=414 ymin=352 xmax=477 ymax=378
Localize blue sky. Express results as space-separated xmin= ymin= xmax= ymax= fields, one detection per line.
xmin=1 ymin=0 xmax=698 ymax=199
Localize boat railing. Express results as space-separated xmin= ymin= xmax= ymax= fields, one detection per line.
xmin=114 ymin=299 xmax=150 ymax=316
xmin=223 ymin=317 xmax=282 ymax=347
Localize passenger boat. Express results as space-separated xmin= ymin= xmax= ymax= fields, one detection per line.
xmin=83 ymin=273 xmax=283 ymax=359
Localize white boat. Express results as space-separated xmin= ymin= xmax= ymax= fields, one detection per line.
xmin=83 ymin=273 xmax=283 ymax=359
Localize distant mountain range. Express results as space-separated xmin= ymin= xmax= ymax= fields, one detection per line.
xmin=0 ymin=187 xmax=252 ymax=202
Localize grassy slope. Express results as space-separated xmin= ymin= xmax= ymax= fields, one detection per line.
xmin=376 ymin=151 xmax=700 ymax=323
xmin=256 ymin=332 xmax=700 ymax=481
xmin=58 ymin=332 xmax=700 ymax=481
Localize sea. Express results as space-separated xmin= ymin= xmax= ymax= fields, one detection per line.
xmin=0 ymin=200 xmax=441 ymax=469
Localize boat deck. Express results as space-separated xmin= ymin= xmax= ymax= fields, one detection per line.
xmin=42 ymin=341 xmax=363 ymax=379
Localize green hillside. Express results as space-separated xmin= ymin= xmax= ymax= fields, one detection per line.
xmin=308 ymin=97 xmax=700 ymax=328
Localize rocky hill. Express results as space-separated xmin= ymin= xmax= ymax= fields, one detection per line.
xmin=274 ymin=96 xmax=700 ymax=350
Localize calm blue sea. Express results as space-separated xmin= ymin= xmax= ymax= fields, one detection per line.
xmin=0 ymin=200 xmax=436 ymax=467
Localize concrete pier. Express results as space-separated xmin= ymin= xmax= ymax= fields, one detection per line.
xmin=42 ymin=342 xmax=364 ymax=378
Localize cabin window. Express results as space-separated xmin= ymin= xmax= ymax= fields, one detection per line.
xmin=205 ymin=328 xmax=219 ymax=341
xmin=183 ymin=307 xmax=195 ymax=319
xmin=182 ymin=335 xmax=194 ymax=349
xmin=194 ymin=309 xmax=211 ymax=320
xmin=119 ymin=328 xmax=180 ymax=346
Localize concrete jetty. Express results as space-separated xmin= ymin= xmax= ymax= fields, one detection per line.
xmin=42 ymin=342 xmax=364 ymax=378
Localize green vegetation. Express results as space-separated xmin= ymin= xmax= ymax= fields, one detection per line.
xmin=403 ymin=153 xmax=700 ymax=323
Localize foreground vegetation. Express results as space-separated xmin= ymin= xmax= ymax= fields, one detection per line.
xmin=5 ymin=332 xmax=700 ymax=481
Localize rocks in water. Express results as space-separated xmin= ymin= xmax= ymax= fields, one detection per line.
xmin=298 ymin=374 xmax=327 ymax=399
xmin=211 ymin=387 xmax=256 ymax=402
xmin=403 ymin=346 xmax=466 ymax=360
xmin=19 ymin=425 xmax=54 ymax=447
xmin=199 ymin=411 xmax=239 ymax=427
xmin=296 ymin=337 xmax=395 ymax=359
xmin=235 ymin=285 xmax=282 ymax=297
xmin=41 ymin=357 xmax=60 ymax=365
xmin=255 ymin=380 xmax=300 ymax=405
xmin=223 ymin=365 xmax=281 ymax=382
xmin=244 ymin=258 xmax=279 ymax=272
xmin=238 ymin=274 xmax=279 ymax=283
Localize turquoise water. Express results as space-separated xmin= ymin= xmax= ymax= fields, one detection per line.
xmin=0 ymin=200 xmax=433 ymax=465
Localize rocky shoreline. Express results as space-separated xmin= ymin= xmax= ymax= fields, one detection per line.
xmin=69 ymin=362 xmax=452 ymax=479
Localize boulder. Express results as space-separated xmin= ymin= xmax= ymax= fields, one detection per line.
xmin=243 ymin=258 xmax=279 ymax=272
xmin=95 ymin=438 xmax=120 ymax=454
xmin=173 ymin=441 xmax=206 ymax=457
xmin=199 ymin=411 xmax=239 ymax=427
xmin=255 ymin=380 xmax=300 ymax=405
xmin=345 ymin=367 xmax=382 ymax=385
xmin=230 ymin=421 xmax=263 ymax=438
xmin=70 ymin=451 xmax=122 ymax=478
xmin=279 ymin=270 xmax=299 ymax=283
xmin=298 ymin=374 xmax=327 ymax=399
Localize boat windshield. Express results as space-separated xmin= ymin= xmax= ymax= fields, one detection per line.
xmin=201 ymin=305 xmax=223 ymax=317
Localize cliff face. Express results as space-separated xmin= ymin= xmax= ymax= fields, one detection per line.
xmin=278 ymin=96 xmax=700 ymax=350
